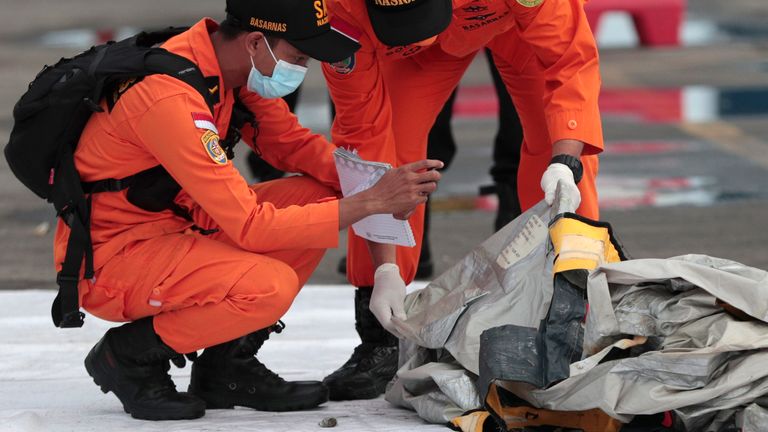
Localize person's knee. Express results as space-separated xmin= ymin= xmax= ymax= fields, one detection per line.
xmin=302 ymin=177 xmax=336 ymax=203
xmin=231 ymin=259 xmax=300 ymax=324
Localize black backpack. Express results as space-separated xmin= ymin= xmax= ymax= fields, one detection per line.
xmin=4 ymin=27 xmax=253 ymax=328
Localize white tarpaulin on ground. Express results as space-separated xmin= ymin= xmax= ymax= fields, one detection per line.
xmin=0 ymin=285 xmax=448 ymax=432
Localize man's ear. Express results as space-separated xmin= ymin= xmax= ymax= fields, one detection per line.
xmin=244 ymin=31 xmax=265 ymax=57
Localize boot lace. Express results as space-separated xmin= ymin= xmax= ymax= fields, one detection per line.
xmin=357 ymin=344 xmax=397 ymax=371
xmin=238 ymin=321 xmax=288 ymax=385
xmin=338 ymin=342 xmax=381 ymax=371
xmin=138 ymin=361 xmax=179 ymax=398
xmin=244 ymin=357 xmax=287 ymax=385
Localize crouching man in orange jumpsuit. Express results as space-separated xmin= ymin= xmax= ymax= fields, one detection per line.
xmin=56 ymin=0 xmax=443 ymax=421
xmin=321 ymin=0 xmax=604 ymax=400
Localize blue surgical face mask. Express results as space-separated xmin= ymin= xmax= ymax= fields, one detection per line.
xmin=247 ymin=39 xmax=307 ymax=98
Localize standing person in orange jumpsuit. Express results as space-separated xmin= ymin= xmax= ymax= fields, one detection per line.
xmin=59 ymin=0 xmax=443 ymax=421
xmin=321 ymin=0 xmax=603 ymax=400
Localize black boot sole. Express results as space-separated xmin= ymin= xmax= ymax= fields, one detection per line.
xmin=327 ymin=380 xmax=385 ymax=401
xmin=85 ymin=348 xmax=205 ymax=421
xmin=329 ymin=387 xmax=384 ymax=402
xmin=189 ymin=381 xmax=329 ymax=412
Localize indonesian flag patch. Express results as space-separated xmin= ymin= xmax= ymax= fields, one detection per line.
xmin=192 ymin=112 xmax=218 ymax=134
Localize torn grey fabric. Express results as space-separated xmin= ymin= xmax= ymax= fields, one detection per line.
xmin=739 ymin=403 xmax=768 ymax=432
xmin=386 ymin=359 xmax=481 ymax=424
xmin=386 ymin=200 xmax=556 ymax=422
xmin=477 ymin=273 xmax=586 ymax=394
xmin=386 ymin=199 xmax=768 ymax=430
xmin=391 ymin=199 xmax=556 ymax=375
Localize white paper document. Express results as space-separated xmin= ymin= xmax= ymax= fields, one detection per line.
xmin=333 ymin=148 xmax=416 ymax=247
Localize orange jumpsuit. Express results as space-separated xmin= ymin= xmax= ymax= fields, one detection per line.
xmin=53 ymin=19 xmax=343 ymax=354
xmin=325 ymin=0 xmax=603 ymax=287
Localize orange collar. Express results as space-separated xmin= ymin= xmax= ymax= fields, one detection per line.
xmin=187 ymin=19 xmax=224 ymax=85
xmin=163 ymin=18 xmax=225 ymax=95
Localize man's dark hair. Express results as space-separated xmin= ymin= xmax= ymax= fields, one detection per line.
xmin=219 ymin=16 xmax=248 ymax=40
xmin=219 ymin=16 xmax=281 ymax=47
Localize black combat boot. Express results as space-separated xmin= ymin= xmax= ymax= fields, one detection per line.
xmin=188 ymin=322 xmax=328 ymax=411
xmin=494 ymin=181 xmax=522 ymax=231
xmin=84 ymin=317 xmax=206 ymax=420
xmin=323 ymin=288 xmax=399 ymax=400
xmin=417 ymin=200 xmax=435 ymax=279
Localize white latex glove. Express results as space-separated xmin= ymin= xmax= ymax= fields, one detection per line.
xmin=540 ymin=162 xmax=581 ymax=212
xmin=370 ymin=263 xmax=407 ymax=339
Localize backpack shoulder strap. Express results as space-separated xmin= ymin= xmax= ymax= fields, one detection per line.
xmin=143 ymin=48 xmax=216 ymax=114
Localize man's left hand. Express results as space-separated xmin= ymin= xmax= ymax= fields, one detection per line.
xmin=540 ymin=163 xmax=581 ymax=211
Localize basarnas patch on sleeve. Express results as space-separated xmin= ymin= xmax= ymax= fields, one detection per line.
xmin=330 ymin=55 xmax=356 ymax=74
xmin=201 ymin=130 xmax=227 ymax=165
xmin=516 ymin=0 xmax=543 ymax=7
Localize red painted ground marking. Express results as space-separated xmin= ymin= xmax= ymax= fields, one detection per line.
xmin=454 ymin=86 xmax=499 ymax=118
xmin=95 ymin=29 xmax=115 ymax=44
xmin=647 ymin=177 xmax=694 ymax=189
xmin=471 ymin=175 xmax=712 ymax=212
xmin=600 ymin=88 xmax=682 ymax=123
xmin=475 ymin=195 xmax=498 ymax=212
xmin=605 ymin=140 xmax=694 ymax=155
xmin=598 ymin=193 xmax=657 ymax=210
xmin=453 ymin=85 xmax=685 ymax=124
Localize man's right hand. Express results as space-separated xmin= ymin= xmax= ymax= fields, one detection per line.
xmin=338 ymin=159 xmax=443 ymax=229
xmin=370 ymin=159 xmax=442 ymax=215
xmin=370 ymin=263 xmax=407 ymax=338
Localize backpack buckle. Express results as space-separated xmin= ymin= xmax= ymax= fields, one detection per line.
xmin=54 ymin=272 xmax=85 ymax=328
xmin=83 ymin=97 xmax=104 ymax=113
xmin=59 ymin=310 xmax=86 ymax=328
xmin=108 ymin=178 xmax=127 ymax=191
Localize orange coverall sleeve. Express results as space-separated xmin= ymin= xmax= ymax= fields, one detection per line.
xmin=238 ymin=89 xmax=342 ymax=192
xmin=129 ymin=92 xmax=339 ymax=253
xmin=321 ymin=29 xmax=397 ymax=166
xmin=509 ymin=0 xmax=603 ymax=155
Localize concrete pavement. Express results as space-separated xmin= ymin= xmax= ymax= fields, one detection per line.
xmin=1 ymin=0 xmax=768 ymax=290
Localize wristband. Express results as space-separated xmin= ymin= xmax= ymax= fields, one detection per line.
xmin=550 ymin=154 xmax=583 ymax=184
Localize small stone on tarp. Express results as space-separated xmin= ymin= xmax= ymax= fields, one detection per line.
xmin=319 ymin=417 xmax=337 ymax=428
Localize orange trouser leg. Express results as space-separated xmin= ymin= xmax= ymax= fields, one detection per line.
xmin=81 ymin=176 xmax=333 ymax=353
xmin=197 ymin=176 xmax=334 ymax=287
xmin=345 ymin=48 xmax=476 ymax=287
xmin=489 ymin=39 xmax=599 ymax=219
xmin=151 ymin=236 xmax=305 ymax=354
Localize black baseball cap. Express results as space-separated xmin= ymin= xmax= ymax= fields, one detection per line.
xmin=226 ymin=0 xmax=361 ymax=63
xmin=366 ymin=0 xmax=452 ymax=46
